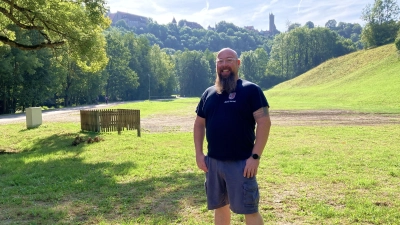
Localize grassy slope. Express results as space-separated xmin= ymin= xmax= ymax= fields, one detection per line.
xmin=266 ymin=44 xmax=400 ymax=113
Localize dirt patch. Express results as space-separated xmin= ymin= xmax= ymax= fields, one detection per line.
xmin=1 ymin=108 xmax=399 ymax=132
xmin=141 ymin=114 xmax=196 ymax=132
xmin=141 ymin=110 xmax=400 ymax=132
xmin=270 ymin=110 xmax=400 ymax=126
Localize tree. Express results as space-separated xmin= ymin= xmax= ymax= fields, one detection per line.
xmin=103 ymin=30 xmax=139 ymax=101
xmin=175 ymin=50 xmax=211 ymax=97
xmin=0 ymin=0 xmax=110 ymax=72
xmin=395 ymin=29 xmax=400 ymax=52
xmin=18 ymin=49 xmax=62 ymax=110
xmin=0 ymin=37 xmax=62 ymax=113
xmin=115 ymin=19 xmax=129 ymax=30
xmin=0 ymin=45 xmax=13 ymax=114
xmin=147 ymin=21 xmax=168 ymax=41
xmin=215 ymin=21 xmax=240 ymax=33
xmin=125 ymin=33 xmax=152 ymax=100
xmin=203 ymin=48 xmax=217 ymax=86
xmin=361 ymin=20 xmax=399 ymax=47
xmin=148 ymin=45 xmax=176 ymax=98
xmin=361 ymin=0 xmax=400 ymax=48
xmin=55 ymin=47 xmax=87 ymax=107
xmin=139 ymin=33 xmax=163 ymax=47
xmin=325 ymin=19 xmax=337 ymax=30
xmin=361 ymin=0 xmax=400 ymax=24
xmin=239 ymin=48 xmax=268 ymax=85
xmin=304 ymin=21 xmax=315 ymax=29
xmin=164 ymin=35 xmax=181 ymax=49
xmin=240 ymin=51 xmax=258 ymax=82
xmin=266 ymin=27 xmax=356 ymax=80
xmin=287 ymin=23 xmax=301 ymax=31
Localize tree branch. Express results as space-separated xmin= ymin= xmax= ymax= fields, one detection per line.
xmin=2 ymin=0 xmax=35 ymax=14
xmin=0 ymin=6 xmax=44 ymax=31
xmin=0 ymin=35 xmax=65 ymax=50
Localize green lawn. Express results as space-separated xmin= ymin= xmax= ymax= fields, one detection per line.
xmin=1 ymin=98 xmax=400 ymax=224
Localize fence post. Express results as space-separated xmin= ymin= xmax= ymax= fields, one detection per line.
xmin=137 ymin=110 xmax=141 ymax=137
xmin=95 ymin=111 xmax=100 ymax=132
xmin=117 ymin=109 xmax=121 ymax=135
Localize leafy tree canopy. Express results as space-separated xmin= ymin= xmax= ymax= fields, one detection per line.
xmin=361 ymin=0 xmax=400 ymax=48
xmin=395 ymin=29 xmax=400 ymax=51
xmin=0 ymin=0 xmax=111 ymax=72
xmin=361 ymin=0 xmax=400 ymax=24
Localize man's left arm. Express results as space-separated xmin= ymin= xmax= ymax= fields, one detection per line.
xmin=243 ymin=107 xmax=271 ymax=178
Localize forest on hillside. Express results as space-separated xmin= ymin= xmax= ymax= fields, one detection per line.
xmin=0 ymin=0 xmax=399 ymax=115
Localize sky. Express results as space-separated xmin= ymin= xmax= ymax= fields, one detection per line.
xmin=106 ymin=0 xmax=400 ymax=32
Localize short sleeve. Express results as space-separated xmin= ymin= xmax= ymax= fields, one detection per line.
xmin=250 ymin=85 xmax=269 ymax=113
xmin=196 ymin=97 xmax=205 ymax=118
xmin=195 ymin=92 xmax=207 ymax=118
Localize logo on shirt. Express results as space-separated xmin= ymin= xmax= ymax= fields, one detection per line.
xmin=225 ymin=92 xmax=237 ymax=103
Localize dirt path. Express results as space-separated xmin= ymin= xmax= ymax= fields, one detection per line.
xmin=140 ymin=110 xmax=400 ymax=132
xmin=270 ymin=110 xmax=400 ymax=126
xmin=2 ymin=105 xmax=399 ymax=132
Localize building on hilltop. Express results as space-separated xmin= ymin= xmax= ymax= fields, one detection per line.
xmin=173 ymin=18 xmax=204 ymax=29
xmin=108 ymin=11 xmax=149 ymax=29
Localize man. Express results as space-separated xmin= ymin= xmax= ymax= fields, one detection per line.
xmin=193 ymin=48 xmax=271 ymax=225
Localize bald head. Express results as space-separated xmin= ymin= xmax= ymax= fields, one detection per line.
xmin=217 ymin=48 xmax=238 ymax=58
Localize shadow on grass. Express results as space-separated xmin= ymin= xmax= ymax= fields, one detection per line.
xmin=0 ymin=150 xmax=17 ymax=155
xmin=0 ymin=132 xmax=205 ymax=224
xmin=16 ymin=131 xmax=103 ymax=154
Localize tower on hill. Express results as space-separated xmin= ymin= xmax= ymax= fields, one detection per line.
xmin=269 ymin=13 xmax=277 ymax=34
xmin=252 ymin=13 xmax=279 ymax=36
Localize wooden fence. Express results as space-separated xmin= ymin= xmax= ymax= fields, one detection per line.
xmin=80 ymin=109 xmax=140 ymax=136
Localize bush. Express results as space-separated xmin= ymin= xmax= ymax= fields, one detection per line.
xmin=395 ymin=31 xmax=400 ymax=51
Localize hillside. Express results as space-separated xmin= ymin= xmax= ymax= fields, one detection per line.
xmin=266 ymin=44 xmax=400 ymax=113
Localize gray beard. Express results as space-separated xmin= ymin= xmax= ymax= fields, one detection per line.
xmin=216 ymin=72 xmax=237 ymax=94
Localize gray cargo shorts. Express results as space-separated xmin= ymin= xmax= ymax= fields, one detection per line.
xmin=204 ymin=156 xmax=260 ymax=214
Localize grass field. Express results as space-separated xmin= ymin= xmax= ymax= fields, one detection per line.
xmin=1 ymin=44 xmax=400 ymax=224
xmin=1 ymin=98 xmax=399 ymax=224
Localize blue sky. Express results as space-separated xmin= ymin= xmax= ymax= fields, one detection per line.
xmin=106 ymin=0 xmax=399 ymax=32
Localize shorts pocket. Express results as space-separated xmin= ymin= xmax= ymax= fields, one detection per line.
xmin=243 ymin=181 xmax=259 ymax=207
xmin=204 ymin=155 xmax=209 ymax=169
xmin=204 ymin=180 xmax=208 ymax=195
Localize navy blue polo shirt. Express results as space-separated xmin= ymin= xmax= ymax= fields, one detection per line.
xmin=196 ymin=79 xmax=269 ymax=161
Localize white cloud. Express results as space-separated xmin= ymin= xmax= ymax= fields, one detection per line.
xmin=149 ymin=1 xmax=168 ymax=13
xmin=252 ymin=3 xmax=273 ymax=20
xmin=297 ymin=0 xmax=303 ymax=14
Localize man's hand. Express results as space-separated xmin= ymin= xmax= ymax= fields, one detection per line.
xmin=196 ymin=153 xmax=208 ymax=172
xmin=243 ymin=157 xmax=260 ymax=178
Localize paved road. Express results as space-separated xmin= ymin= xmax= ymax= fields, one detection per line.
xmin=0 ymin=102 xmax=128 ymax=124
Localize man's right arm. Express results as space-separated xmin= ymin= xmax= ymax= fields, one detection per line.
xmin=193 ymin=116 xmax=208 ymax=172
